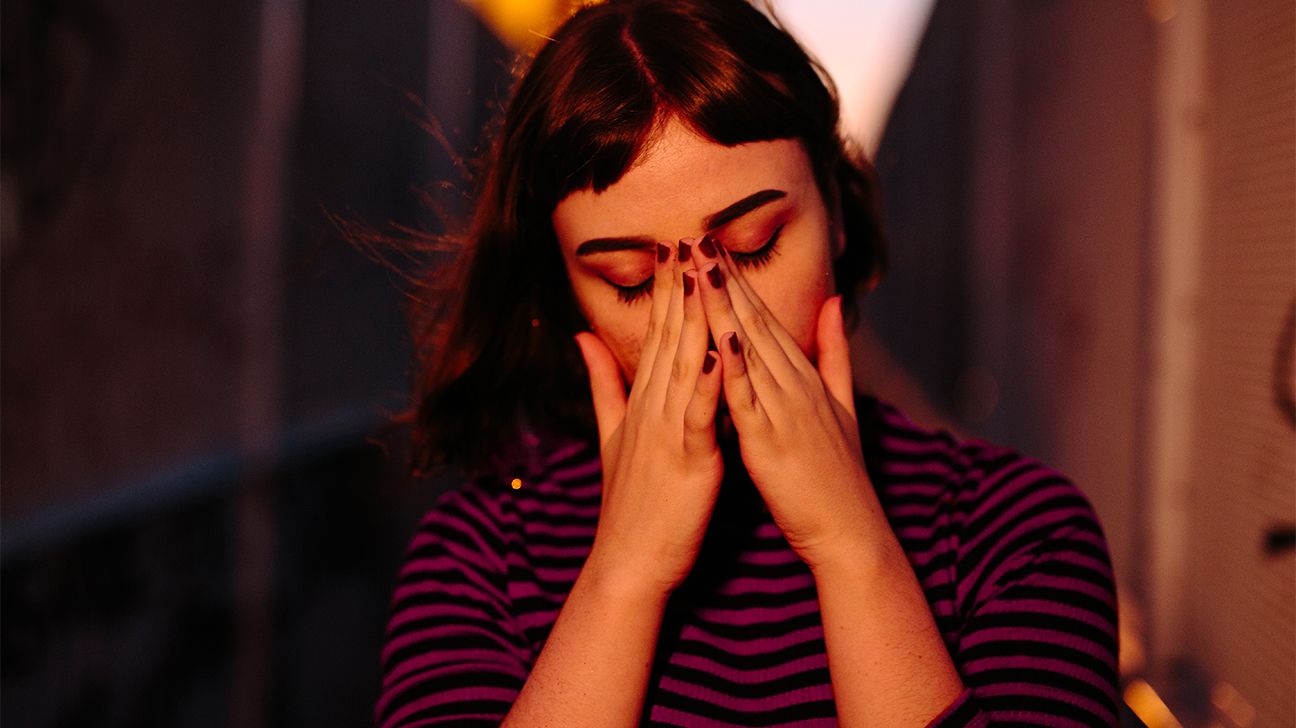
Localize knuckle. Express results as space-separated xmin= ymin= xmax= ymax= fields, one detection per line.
xmin=660 ymin=326 xmax=679 ymax=354
xmin=683 ymin=409 xmax=709 ymax=435
xmin=743 ymin=309 xmax=769 ymax=336
xmin=671 ymin=356 xmax=685 ymax=383
xmin=708 ymin=287 xmax=732 ymax=311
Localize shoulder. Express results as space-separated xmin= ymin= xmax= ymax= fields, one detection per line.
xmin=860 ymin=394 xmax=1102 ymax=518
xmin=858 ymin=396 xmax=1114 ymax=637
xmin=953 ymin=437 xmax=1106 ymax=557
xmin=857 ymin=394 xmax=1110 ymax=577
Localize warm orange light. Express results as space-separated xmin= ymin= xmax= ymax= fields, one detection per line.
xmin=460 ymin=0 xmax=588 ymax=51
xmin=1123 ymin=678 xmax=1183 ymax=728
xmin=511 ymin=477 xmax=522 ymax=490
xmin=1210 ymin=682 xmax=1257 ymax=727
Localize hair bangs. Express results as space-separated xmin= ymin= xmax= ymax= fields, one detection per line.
xmin=528 ymin=2 xmax=817 ymax=214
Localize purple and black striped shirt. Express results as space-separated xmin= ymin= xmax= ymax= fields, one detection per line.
xmin=377 ymin=396 xmax=1119 ymax=726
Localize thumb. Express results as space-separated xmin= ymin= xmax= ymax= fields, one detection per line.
xmin=816 ymin=296 xmax=856 ymax=419
xmin=574 ymin=332 xmax=628 ymax=446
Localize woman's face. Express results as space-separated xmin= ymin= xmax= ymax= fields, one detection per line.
xmin=552 ymin=117 xmax=842 ymax=384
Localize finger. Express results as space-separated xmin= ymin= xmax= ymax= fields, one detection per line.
xmin=668 ymin=262 xmax=708 ymax=401
xmin=694 ymin=239 xmax=793 ymax=386
xmin=718 ymin=330 xmax=767 ymax=426
xmin=711 ymin=237 xmax=808 ymax=374
xmin=645 ymin=240 xmax=685 ymax=401
xmin=574 ymin=332 xmax=628 ymax=447
xmin=695 ymin=260 xmax=780 ymax=400
xmin=683 ymin=350 xmax=723 ymax=458
xmin=631 ymin=241 xmax=675 ymax=396
xmin=816 ymin=295 xmax=857 ymax=419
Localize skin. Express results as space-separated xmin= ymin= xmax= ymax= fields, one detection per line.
xmin=554 ymin=114 xmax=863 ymax=561
xmin=553 ymin=116 xmax=842 ymax=382
xmin=508 ymin=116 xmax=965 ymax=726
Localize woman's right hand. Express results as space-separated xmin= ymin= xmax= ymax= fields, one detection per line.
xmin=574 ymin=239 xmax=725 ymax=598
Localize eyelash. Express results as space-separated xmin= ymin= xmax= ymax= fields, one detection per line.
xmin=613 ymin=224 xmax=785 ymax=304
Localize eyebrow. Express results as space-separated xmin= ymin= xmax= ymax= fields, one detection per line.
xmin=704 ymin=188 xmax=787 ymax=230
xmin=575 ymin=188 xmax=788 ymax=257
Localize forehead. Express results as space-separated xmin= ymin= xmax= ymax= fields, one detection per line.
xmin=552 ymin=119 xmax=814 ymax=242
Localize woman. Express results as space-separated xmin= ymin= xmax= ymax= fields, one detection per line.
xmin=376 ymin=1 xmax=1119 ymax=726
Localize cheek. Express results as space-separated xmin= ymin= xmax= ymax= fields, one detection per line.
xmin=595 ymin=321 xmax=646 ymax=383
xmin=754 ymin=259 xmax=834 ymax=359
xmin=774 ymin=286 xmax=831 ymax=358
xmin=569 ymin=277 xmax=650 ymax=381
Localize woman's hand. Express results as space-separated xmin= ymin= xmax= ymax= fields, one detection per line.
xmin=691 ymin=237 xmax=880 ymax=570
xmin=574 ymin=241 xmax=726 ymax=597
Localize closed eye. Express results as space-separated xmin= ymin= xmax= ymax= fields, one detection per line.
xmin=612 ymin=277 xmax=653 ymax=304
xmin=610 ymin=224 xmax=785 ymax=304
xmin=729 ymin=223 xmax=784 ymax=269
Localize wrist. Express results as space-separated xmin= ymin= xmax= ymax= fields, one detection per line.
xmin=583 ymin=543 xmax=676 ymax=606
xmin=804 ymin=529 xmax=904 ymax=583
xmin=798 ymin=469 xmax=896 ymax=577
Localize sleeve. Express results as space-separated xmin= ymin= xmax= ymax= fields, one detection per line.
xmin=375 ymin=486 xmax=532 ymax=728
xmin=928 ymin=456 xmax=1121 ymax=728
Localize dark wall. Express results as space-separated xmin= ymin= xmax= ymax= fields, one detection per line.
xmin=1 ymin=0 xmax=260 ymax=524
xmin=2 ymin=0 xmax=509 ymax=725
xmin=870 ymin=0 xmax=1151 ymax=587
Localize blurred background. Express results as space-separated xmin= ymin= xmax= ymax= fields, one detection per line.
xmin=2 ymin=0 xmax=1292 ymax=726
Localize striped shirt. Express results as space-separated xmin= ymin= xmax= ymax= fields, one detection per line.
xmin=377 ymin=395 xmax=1119 ymax=726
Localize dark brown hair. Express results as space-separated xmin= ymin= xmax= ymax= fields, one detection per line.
xmin=404 ymin=0 xmax=887 ymax=479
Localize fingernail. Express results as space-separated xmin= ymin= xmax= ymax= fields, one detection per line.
xmin=698 ymin=235 xmax=716 ymax=258
xmin=706 ymin=264 xmax=723 ymax=289
xmin=702 ymin=352 xmax=717 ymax=374
xmin=678 ymin=241 xmax=692 ymax=263
xmin=727 ymin=333 xmax=741 ymax=355
xmin=657 ymin=243 xmax=670 ymax=263
xmin=683 ymin=272 xmax=695 ymax=296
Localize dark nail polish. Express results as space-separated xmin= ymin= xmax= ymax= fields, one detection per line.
xmin=657 ymin=243 xmax=670 ymax=263
xmin=683 ymin=273 xmax=695 ymax=296
xmin=706 ymin=265 xmax=723 ymax=289
xmin=702 ymin=352 xmax=717 ymax=374
xmin=698 ymin=235 xmax=716 ymax=258
xmin=727 ymin=333 xmax=741 ymax=355
xmin=678 ymin=241 xmax=692 ymax=262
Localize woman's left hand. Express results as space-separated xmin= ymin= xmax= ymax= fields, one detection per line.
xmin=690 ymin=236 xmax=885 ymax=570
